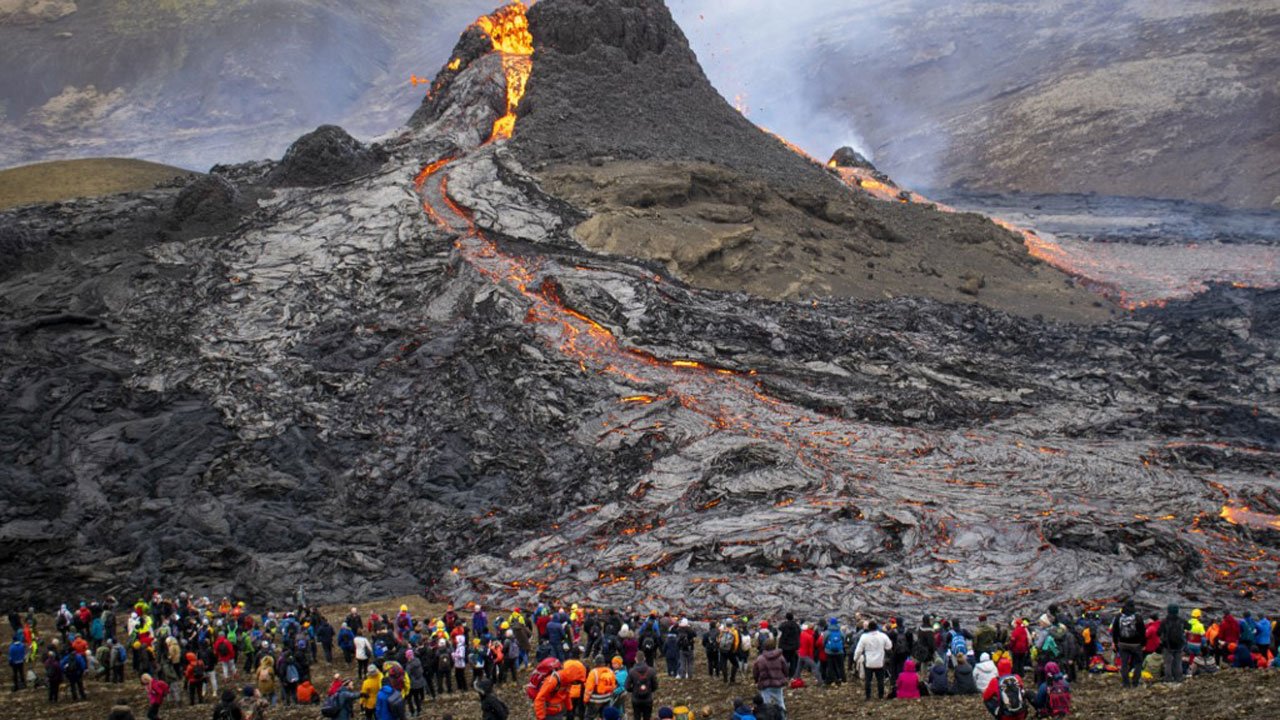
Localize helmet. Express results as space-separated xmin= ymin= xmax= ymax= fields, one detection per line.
xmin=401 ymin=605 xmax=408 ymax=612
xmin=1192 ymin=609 xmax=1202 ymax=619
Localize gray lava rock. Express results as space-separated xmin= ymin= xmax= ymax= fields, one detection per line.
xmin=171 ymin=173 xmax=241 ymax=224
xmin=267 ymin=125 xmax=386 ymax=188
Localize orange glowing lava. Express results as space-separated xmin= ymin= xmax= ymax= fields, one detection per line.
xmin=1221 ymin=504 xmax=1280 ymax=532
xmin=474 ymin=2 xmax=534 ymax=141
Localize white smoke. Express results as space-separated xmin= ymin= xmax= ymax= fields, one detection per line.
xmin=668 ymin=0 xmax=878 ymax=163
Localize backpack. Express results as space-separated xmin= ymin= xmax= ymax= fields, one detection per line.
xmin=437 ymin=651 xmax=452 ymax=674
xmin=824 ymin=630 xmax=844 ymax=654
xmin=718 ymin=630 xmax=736 ymax=653
xmin=950 ymin=632 xmax=967 ymax=657
xmin=386 ymin=690 xmax=405 ymax=717
xmin=320 ymin=692 xmax=342 ymax=718
xmin=632 ymin=668 xmax=653 ymax=702
xmin=525 ymin=657 xmax=562 ymax=700
xmin=1117 ymin=614 xmax=1141 ymax=643
xmin=115 ymin=645 xmax=127 ymax=664
xmin=192 ymin=661 xmax=207 ymax=683
xmin=641 ymin=634 xmax=657 ymax=653
xmin=285 ymin=662 xmax=300 ymax=684
xmin=996 ymin=675 xmax=1026 ymax=716
xmin=213 ymin=705 xmax=237 ymax=720
xmin=673 ymin=706 xmax=695 ymax=720
xmin=1047 ymin=678 xmax=1072 ymax=716
xmin=1039 ymin=633 xmax=1059 ymax=658
xmin=589 ymin=668 xmax=617 ymax=703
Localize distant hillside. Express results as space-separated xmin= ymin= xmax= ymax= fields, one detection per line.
xmin=0 ymin=157 xmax=195 ymax=210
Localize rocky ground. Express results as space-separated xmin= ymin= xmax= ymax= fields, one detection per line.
xmin=8 ymin=600 xmax=1280 ymax=720
xmin=1 ymin=0 xmax=1278 ymax=622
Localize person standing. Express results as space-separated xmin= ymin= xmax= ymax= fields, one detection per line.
xmin=1160 ymin=605 xmax=1186 ymax=683
xmin=1110 ymin=601 xmax=1146 ymax=689
xmin=7 ymin=633 xmax=23 ymax=691
xmin=851 ymin=621 xmax=892 ymax=700
xmin=625 ymin=661 xmax=657 ymax=720
xmin=751 ymin=639 xmax=788 ymax=714
xmin=141 ymin=673 xmax=169 ymax=720
xmin=777 ymin=614 xmax=801 ymax=679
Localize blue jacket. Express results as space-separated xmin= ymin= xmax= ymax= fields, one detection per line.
xmin=375 ymin=685 xmax=396 ymax=720
xmin=1255 ymin=618 xmax=1272 ymax=646
xmin=338 ymin=627 xmax=355 ymax=650
xmin=7 ymin=641 xmax=24 ymax=665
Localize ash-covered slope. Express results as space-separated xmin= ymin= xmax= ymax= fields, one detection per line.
xmin=0 ymin=0 xmax=1277 ymax=617
xmin=509 ymin=0 xmax=1114 ymax=321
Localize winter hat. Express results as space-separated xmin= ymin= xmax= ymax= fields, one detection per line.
xmin=1167 ymin=604 xmax=1180 ymax=616
xmin=1192 ymin=609 xmax=1202 ymax=619
xmin=659 ymin=708 xmax=675 ymax=719
xmin=611 ymin=657 xmax=623 ymax=669
xmin=980 ymin=653 xmax=991 ymax=663
xmin=1045 ymin=661 xmax=1060 ymax=676
xmin=603 ymin=708 xmax=622 ymax=720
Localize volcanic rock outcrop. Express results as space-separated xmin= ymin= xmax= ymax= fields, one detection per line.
xmin=0 ymin=0 xmax=1277 ymax=619
xmin=509 ymin=0 xmax=1113 ymax=320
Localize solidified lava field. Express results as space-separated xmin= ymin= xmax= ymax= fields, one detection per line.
xmin=1 ymin=0 xmax=1278 ymax=616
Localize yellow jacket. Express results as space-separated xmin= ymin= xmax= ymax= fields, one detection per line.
xmin=361 ymin=670 xmax=383 ymax=710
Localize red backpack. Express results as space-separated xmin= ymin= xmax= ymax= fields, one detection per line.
xmin=1047 ymin=677 xmax=1071 ymax=716
xmin=525 ymin=657 xmax=562 ymax=700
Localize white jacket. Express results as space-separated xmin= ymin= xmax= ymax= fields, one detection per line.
xmin=852 ymin=630 xmax=893 ymax=670
xmin=973 ymin=655 xmax=999 ymax=694
xmin=353 ymin=635 xmax=373 ymax=660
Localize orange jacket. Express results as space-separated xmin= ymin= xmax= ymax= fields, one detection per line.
xmin=535 ymin=662 xmax=586 ymax=720
xmin=564 ymin=660 xmax=586 ymax=700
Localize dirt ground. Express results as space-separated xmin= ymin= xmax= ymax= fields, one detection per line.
xmin=10 ymin=597 xmax=1280 ymax=720
xmin=0 ymin=158 xmax=196 ymax=210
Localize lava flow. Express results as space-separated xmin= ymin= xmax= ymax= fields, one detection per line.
xmin=477 ymin=2 xmax=534 ymax=141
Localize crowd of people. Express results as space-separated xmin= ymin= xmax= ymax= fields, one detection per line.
xmin=5 ymin=592 xmax=1279 ymax=720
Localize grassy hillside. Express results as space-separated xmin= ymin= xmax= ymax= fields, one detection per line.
xmin=0 ymin=157 xmax=197 ymax=210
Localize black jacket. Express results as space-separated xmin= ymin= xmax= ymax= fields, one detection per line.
xmin=481 ymin=691 xmax=509 ymax=720
xmin=778 ymin=620 xmax=801 ymax=652
xmin=952 ymin=663 xmax=978 ymax=695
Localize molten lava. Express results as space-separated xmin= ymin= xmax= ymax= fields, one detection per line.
xmin=1221 ymin=504 xmax=1280 ymax=532
xmin=474 ymin=2 xmax=534 ymax=141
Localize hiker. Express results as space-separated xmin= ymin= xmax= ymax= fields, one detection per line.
xmin=1008 ymin=619 xmax=1030 ymax=676
xmin=404 ymin=649 xmax=425 ymax=717
xmin=952 ymin=654 xmax=979 ymax=695
xmin=750 ymin=639 xmax=787 ymax=713
xmin=893 ymin=658 xmax=921 ymax=700
xmin=926 ymin=661 xmax=949 ymax=696
xmin=141 ymin=673 xmax=169 ymax=720
xmin=213 ymin=688 xmax=245 ymax=720
xmin=586 ymin=656 xmax=618 ymax=718
xmin=973 ymin=653 xmax=998 ymax=695
xmin=715 ymin=621 xmax=739 ymax=684
xmin=675 ymin=619 xmax=695 ymax=679
xmin=240 ymin=685 xmax=270 ymax=720
xmin=625 ymin=660 xmax=657 ymax=720
xmin=852 ymin=620 xmax=892 ymax=700
xmin=1031 ymin=661 xmax=1070 ymax=717
xmin=821 ymin=618 xmax=846 ymax=685
xmin=360 ymin=667 xmax=382 ymax=720
xmin=1110 ymin=601 xmax=1144 ymax=688
xmin=477 ymin=678 xmax=508 ymax=720
xmin=982 ymin=657 xmax=1027 ymax=720
xmin=354 ymin=632 xmax=373 ymax=681
xmin=45 ymin=650 xmax=63 ymax=703
xmin=8 ymin=632 xmax=24 ymax=692
xmin=374 ymin=672 xmax=405 ymax=720
xmin=1159 ymin=605 xmax=1186 ymax=683
xmin=533 ymin=655 xmax=585 ymax=720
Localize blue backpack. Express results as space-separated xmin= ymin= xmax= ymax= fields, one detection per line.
xmin=824 ymin=629 xmax=844 ymax=654
xmin=950 ymin=632 xmax=967 ymax=657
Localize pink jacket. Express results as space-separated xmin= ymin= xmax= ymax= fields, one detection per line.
xmin=896 ymin=659 xmax=920 ymax=699
xmin=147 ymin=679 xmax=169 ymax=706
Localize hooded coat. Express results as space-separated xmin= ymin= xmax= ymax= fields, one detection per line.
xmin=927 ymin=663 xmax=950 ymax=695
xmin=952 ymin=659 xmax=979 ymax=695
xmin=751 ymin=649 xmax=788 ymax=689
xmin=973 ymin=653 xmax=999 ymax=694
xmin=895 ymin=659 xmax=920 ymax=699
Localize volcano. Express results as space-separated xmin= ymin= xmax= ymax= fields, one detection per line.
xmin=1 ymin=0 xmax=1278 ymax=617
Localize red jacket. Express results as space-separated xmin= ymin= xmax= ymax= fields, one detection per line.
xmin=1144 ymin=621 xmax=1162 ymax=654
xmin=1009 ymin=624 xmax=1030 ymax=654
xmin=214 ymin=636 xmax=235 ymax=662
xmin=798 ymin=628 xmax=816 ymax=660
xmin=1220 ymin=615 xmax=1241 ymax=645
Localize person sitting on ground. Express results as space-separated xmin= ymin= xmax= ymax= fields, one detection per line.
xmin=894 ymin=659 xmax=921 ymax=700
xmin=973 ymin=653 xmax=999 ymax=696
xmin=952 ymin=654 xmax=979 ymax=695
xmin=729 ymin=698 xmax=755 ymax=720
xmin=927 ymin=661 xmax=950 ymax=696
xmin=750 ymin=694 xmax=781 ymax=720
xmin=1031 ymin=661 xmax=1070 ymax=718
